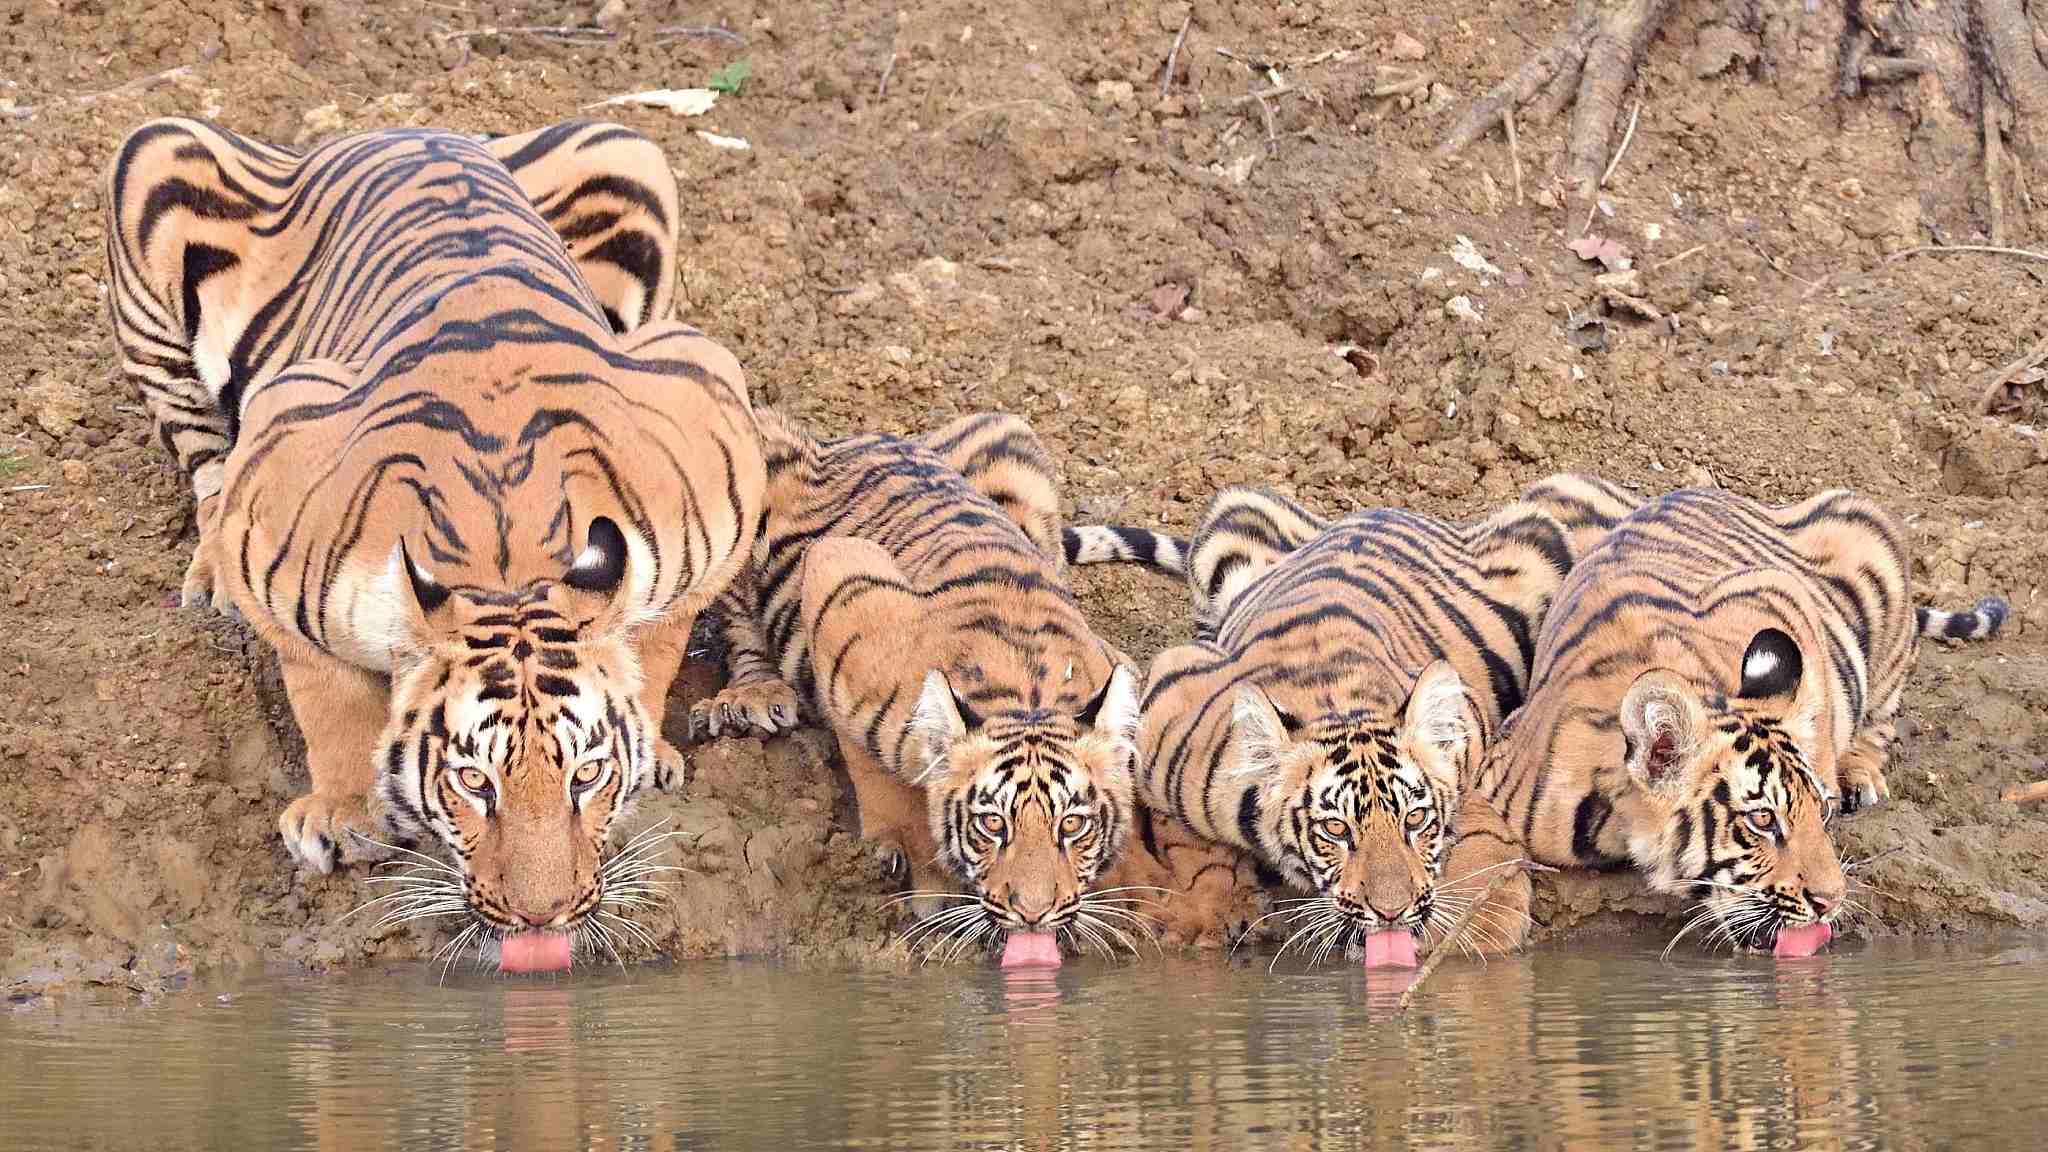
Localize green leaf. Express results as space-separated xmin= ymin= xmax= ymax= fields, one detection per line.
xmin=708 ymin=60 xmax=752 ymax=95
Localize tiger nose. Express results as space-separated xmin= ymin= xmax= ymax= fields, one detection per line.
xmin=1809 ymin=892 xmax=1841 ymax=919
xmin=1008 ymin=890 xmax=1055 ymax=926
xmin=512 ymin=896 xmax=577 ymax=928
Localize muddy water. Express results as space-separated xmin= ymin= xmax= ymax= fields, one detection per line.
xmin=4 ymin=939 xmax=2045 ymax=1150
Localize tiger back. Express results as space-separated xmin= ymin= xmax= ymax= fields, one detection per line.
xmin=1480 ymin=476 xmax=2008 ymax=952
xmin=700 ymin=411 xmax=1145 ymax=959
xmin=106 ymin=118 xmax=764 ymax=958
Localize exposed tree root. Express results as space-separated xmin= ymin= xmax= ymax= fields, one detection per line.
xmin=1441 ymin=0 xmax=2048 ymax=244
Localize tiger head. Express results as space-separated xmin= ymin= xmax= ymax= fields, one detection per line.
xmin=1617 ymin=628 xmax=1846 ymax=952
xmin=908 ymin=664 xmax=1141 ymax=935
xmin=374 ymin=516 xmax=664 ymax=940
xmin=1231 ymin=660 xmax=1471 ymax=944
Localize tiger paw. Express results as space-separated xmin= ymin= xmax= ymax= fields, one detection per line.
xmin=179 ymin=536 xmax=234 ymax=615
xmin=652 ymin=738 xmax=689 ymax=793
xmin=1838 ymin=755 xmax=1890 ymax=815
xmin=687 ymin=678 xmax=801 ymax=741
xmin=278 ymin=791 xmax=387 ymax=875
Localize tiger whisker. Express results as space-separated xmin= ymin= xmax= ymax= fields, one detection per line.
xmin=351 ymin=832 xmax=462 ymax=878
xmin=595 ymin=910 xmax=663 ymax=955
xmin=434 ymin=924 xmax=479 ymax=985
xmin=880 ymin=890 xmax=976 ymax=912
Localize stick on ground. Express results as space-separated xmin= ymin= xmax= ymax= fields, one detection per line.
xmin=1161 ymin=13 xmax=1192 ymax=100
xmin=1504 ymin=108 xmax=1523 ymax=205
xmin=1979 ymin=329 xmax=2048 ymax=413
xmin=1396 ymin=861 xmax=1546 ymax=1011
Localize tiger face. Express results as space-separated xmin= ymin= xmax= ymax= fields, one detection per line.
xmin=909 ymin=665 xmax=1141 ymax=933
xmin=374 ymin=519 xmax=660 ymax=941
xmin=1618 ymin=634 xmax=1847 ymax=952
xmin=1233 ymin=660 xmax=1470 ymax=941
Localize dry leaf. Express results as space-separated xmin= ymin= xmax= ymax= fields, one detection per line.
xmin=587 ymin=88 xmax=719 ymax=116
xmin=1568 ymin=234 xmax=1633 ymax=271
xmin=1147 ymin=282 xmax=1190 ymax=316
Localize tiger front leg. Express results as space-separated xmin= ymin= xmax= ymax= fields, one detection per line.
xmin=274 ymin=649 xmax=395 ymax=874
xmin=1836 ymin=719 xmax=1896 ymax=815
xmin=688 ymin=577 xmax=802 ymax=742
xmin=179 ymin=494 xmax=232 ymax=614
xmin=840 ymin=738 xmax=949 ymax=911
xmin=630 ymin=607 xmax=697 ymax=792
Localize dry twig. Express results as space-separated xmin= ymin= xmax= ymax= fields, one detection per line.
xmin=1885 ymin=244 xmax=2048 ymax=265
xmin=2 ymin=64 xmax=193 ymax=120
xmin=1504 ymin=109 xmax=1523 ymax=205
xmin=1979 ymin=329 xmax=2048 ymax=414
xmin=877 ymin=51 xmax=898 ymax=99
xmin=1161 ymin=13 xmax=1192 ymax=100
xmin=1396 ymin=861 xmax=1548 ymax=1011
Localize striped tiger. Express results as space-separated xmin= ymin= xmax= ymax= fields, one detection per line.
xmin=106 ymin=118 xmax=764 ymax=954
xmin=1480 ymin=474 xmax=2009 ymax=954
xmin=693 ymin=410 xmax=1145 ymax=961
xmin=1069 ymin=486 xmax=1573 ymax=962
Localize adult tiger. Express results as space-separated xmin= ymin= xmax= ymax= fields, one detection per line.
xmin=1477 ymin=475 xmax=2008 ymax=955
xmin=106 ymin=119 xmax=764 ymax=965
xmin=1068 ymin=486 xmax=1571 ymax=965
xmin=693 ymin=411 xmax=1142 ymax=967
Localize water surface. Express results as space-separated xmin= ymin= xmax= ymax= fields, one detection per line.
xmin=5 ymin=938 xmax=2044 ymax=1150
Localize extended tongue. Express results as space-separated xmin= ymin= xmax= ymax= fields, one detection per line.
xmin=1771 ymin=922 xmax=1833 ymax=959
xmin=499 ymin=931 xmax=574 ymax=974
xmin=1363 ymin=929 xmax=1419 ymax=970
xmin=1000 ymin=931 xmax=1063 ymax=970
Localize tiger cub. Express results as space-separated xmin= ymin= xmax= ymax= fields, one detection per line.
xmin=1483 ymin=474 xmax=2008 ymax=955
xmin=1072 ymin=487 xmax=1572 ymax=964
xmin=107 ymin=119 xmax=764 ymax=958
xmin=695 ymin=412 xmax=1142 ymax=965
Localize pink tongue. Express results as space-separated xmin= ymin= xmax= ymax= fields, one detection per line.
xmin=498 ymin=931 xmax=573 ymax=974
xmin=1363 ymin=930 xmax=1419 ymax=970
xmin=999 ymin=931 xmax=1063 ymax=970
xmin=1772 ymin=922 xmax=1833 ymax=959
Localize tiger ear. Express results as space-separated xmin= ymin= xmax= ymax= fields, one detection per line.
xmin=1231 ymin=686 xmax=1309 ymax=798
xmin=1620 ymin=670 xmax=1706 ymax=796
xmin=1076 ymin=664 xmax=1142 ymax=790
xmin=910 ymin=669 xmax=971 ymax=783
xmin=564 ymin=516 xmax=635 ymax=633
xmin=1400 ymin=659 xmax=1471 ymax=794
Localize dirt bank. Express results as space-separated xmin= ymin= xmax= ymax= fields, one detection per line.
xmin=2 ymin=0 xmax=2044 ymax=999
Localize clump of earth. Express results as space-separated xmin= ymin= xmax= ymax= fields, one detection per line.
xmin=3 ymin=0 xmax=2044 ymax=1000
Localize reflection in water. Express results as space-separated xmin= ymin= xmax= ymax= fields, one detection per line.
xmin=5 ymin=939 xmax=2048 ymax=1150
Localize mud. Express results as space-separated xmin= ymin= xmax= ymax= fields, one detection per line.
xmin=2 ymin=1 xmax=2044 ymax=999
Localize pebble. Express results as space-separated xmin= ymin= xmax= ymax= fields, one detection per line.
xmin=1391 ymin=32 xmax=1428 ymax=61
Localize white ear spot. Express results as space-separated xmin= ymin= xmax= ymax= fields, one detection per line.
xmin=572 ymin=545 xmax=603 ymax=571
xmin=1743 ymin=647 xmax=1778 ymax=684
xmin=1089 ymin=665 xmax=1142 ymax=753
xmin=1408 ymin=671 xmax=1470 ymax=753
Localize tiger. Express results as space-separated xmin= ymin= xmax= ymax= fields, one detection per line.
xmin=105 ymin=118 xmax=765 ymax=964
xmin=690 ymin=410 xmax=1143 ymax=965
xmin=1066 ymin=485 xmax=1573 ymax=965
xmin=1480 ymin=473 xmax=2009 ymax=955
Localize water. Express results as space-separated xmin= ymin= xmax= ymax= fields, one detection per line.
xmin=5 ymin=938 xmax=2046 ymax=1150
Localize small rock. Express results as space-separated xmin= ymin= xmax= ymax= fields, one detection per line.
xmin=878 ymin=345 xmax=914 ymax=366
xmin=593 ymin=0 xmax=627 ymax=27
xmin=1157 ymin=2 xmax=1190 ymax=33
xmin=1390 ymin=32 xmax=1428 ymax=62
xmin=1444 ymin=295 xmax=1481 ymax=323
xmin=61 ymin=460 xmax=88 ymax=485
xmin=1692 ymin=24 xmax=1758 ymax=78
xmin=27 ymin=377 xmax=89 ymax=437
xmin=1094 ymin=80 xmax=1136 ymax=108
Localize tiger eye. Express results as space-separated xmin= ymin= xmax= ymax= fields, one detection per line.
xmin=1319 ymin=817 xmax=1349 ymax=841
xmin=1059 ymin=813 xmax=1087 ymax=836
xmin=456 ymin=767 xmax=491 ymax=795
xmin=573 ymin=759 xmax=604 ymax=786
xmin=978 ymin=812 xmax=1006 ymax=836
xmin=1748 ymin=809 xmax=1777 ymax=832
xmin=1405 ymin=808 xmax=1429 ymax=830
